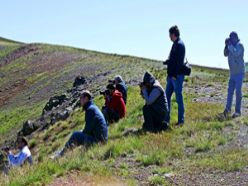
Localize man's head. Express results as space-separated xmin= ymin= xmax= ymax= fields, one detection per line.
xmin=106 ymin=84 xmax=116 ymax=95
xmin=229 ymin=32 xmax=240 ymax=46
xmin=142 ymin=72 xmax=155 ymax=89
xmin=169 ymin=25 xmax=180 ymax=42
xmin=114 ymin=75 xmax=124 ymax=85
xmin=80 ymin=90 xmax=92 ymax=107
xmin=16 ymin=137 xmax=28 ymax=150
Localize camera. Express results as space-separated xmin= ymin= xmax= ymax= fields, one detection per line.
xmin=139 ymin=82 xmax=144 ymax=88
xmin=163 ymin=60 xmax=170 ymax=65
xmin=108 ymin=80 xmax=115 ymax=84
xmin=100 ymin=90 xmax=111 ymax=96
xmin=1 ymin=146 xmax=10 ymax=152
xmin=225 ymin=38 xmax=231 ymax=45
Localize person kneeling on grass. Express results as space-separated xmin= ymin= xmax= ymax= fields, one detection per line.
xmin=2 ymin=137 xmax=32 ymax=174
xmin=102 ymin=84 xmax=126 ymax=124
xmin=140 ymin=72 xmax=170 ymax=132
xmin=53 ymin=90 xmax=108 ymax=158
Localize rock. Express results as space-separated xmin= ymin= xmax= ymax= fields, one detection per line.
xmin=73 ymin=76 xmax=86 ymax=87
xmin=43 ymin=94 xmax=68 ymax=113
xmin=21 ymin=120 xmax=41 ymax=136
xmin=164 ymin=173 xmax=175 ymax=178
xmin=65 ymin=107 xmax=73 ymax=114
xmin=122 ymin=128 xmax=140 ymax=136
xmin=56 ymin=110 xmax=70 ymax=121
xmin=15 ymin=76 xmax=88 ymax=137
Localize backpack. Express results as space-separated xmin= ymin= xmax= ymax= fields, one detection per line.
xmin=180 ymin=58 xmax=191 ymax=76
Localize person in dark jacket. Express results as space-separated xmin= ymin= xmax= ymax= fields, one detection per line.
xmin=164 ymin=25 xmax=186 ymax=126
xmin=52 ymin=90 xmax=108 ymax=158
xmin=112 ymin=75 xmax=128 ymax=104
xmin=140 ymin=72 xmax=169 ymax=132
xmin=223 ymin=32 xmax=245 ymax=118
xmin=102 ymin=84 xmax=126 ymax=124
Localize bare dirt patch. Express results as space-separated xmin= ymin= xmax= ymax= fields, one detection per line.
xmin=0 ymin=79 xmax=28 ymax=106
xmin=49 ymin=171 xmax=126 ymax=186
xmin=168 ymin=167 xmax=248 ymax=186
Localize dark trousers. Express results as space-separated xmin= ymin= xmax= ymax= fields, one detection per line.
xmin=65 ymin=131 xmax=96 ymax=149
xmin=143 ymin=105 xmax=168 ymax=132
xmin=102 ymin=107 xmax=120 ymax=124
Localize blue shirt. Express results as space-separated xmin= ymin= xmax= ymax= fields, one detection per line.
xmin=8 ymin=146 xmax=32 ymax=167
xmin=224 ymin=42 xmax=245 ymax=75
xmin=167 ymin=38 xmax=186 ymax=77
xmin=83 ymin=100 xmax=108 ymax=142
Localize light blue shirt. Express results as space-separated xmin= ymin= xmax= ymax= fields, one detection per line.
xmin=224 ymin=42 xmax=245 ymax=75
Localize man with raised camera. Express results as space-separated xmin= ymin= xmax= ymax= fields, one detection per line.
xmin=102 ymin=84 xmax=126 ymax=124
xmin=223 ymin=32 xmax=245 ymax=118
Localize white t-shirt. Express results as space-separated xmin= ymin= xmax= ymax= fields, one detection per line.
xmin=8 ymin=146 xmax=32 ymax=166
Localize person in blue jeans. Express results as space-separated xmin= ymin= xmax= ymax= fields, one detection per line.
xmin=52 ymin=90 xmax=108 ymax=158
xmin=224 ymin=32 xmax=245 ymax=118
xmin=164 ymin=25 xmax=186 ymax=126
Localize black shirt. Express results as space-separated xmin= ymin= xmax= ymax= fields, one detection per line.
xmin=167 ymin=38 xmax=185 ymax=78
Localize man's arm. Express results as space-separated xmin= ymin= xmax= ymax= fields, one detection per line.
xmin=83 ymin=109 xmax=95 ymax=135
xmin=228 ymin=44 xmax=244 ymax=57
xmin=224 ymin=45 xmax=229 ymax=57
xmin=175 ymin=43 xmax=185 ymax=77
xmin=8 ymin=151 xmax=28 ymax=166
xmin=142 ymin=88 xmax=161 ymax=105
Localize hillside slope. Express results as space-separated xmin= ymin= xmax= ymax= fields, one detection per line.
xmin=0 ymin=37 xmax=162 ymax=142
xmin=0 ymin=37 xmax=248 ymax=186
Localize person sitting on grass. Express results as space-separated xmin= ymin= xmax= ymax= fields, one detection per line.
xmin=109 ymin=75 xmax=128 ymax=104
xmin=2 ymin=137 xmax=32 ymax=174
xmin=102 ymin=84 xmax=126 ymax=124
xmin=140 ymin=72 xmax=170 ymax=132
xmin=52 ymin=90 xmax=108 ymax=158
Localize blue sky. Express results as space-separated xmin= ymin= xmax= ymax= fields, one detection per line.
xmin=1 ymin=0 xmax=247 ymax=68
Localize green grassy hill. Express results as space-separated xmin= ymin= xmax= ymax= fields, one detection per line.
xmin=0 ymin=38 xmax=161 ymax=143
xmin=0 ymin=37 xmax=248 ymax=186
xmin=0 ymin=37 xmax=22 ymax=46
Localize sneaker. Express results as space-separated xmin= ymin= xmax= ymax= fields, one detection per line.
xmin=232 ymin=113 xmax=241 ymax=118
xmin=223 ymin=109 xmax=231 ymax=118
xmin=175 ymin=122 xmax=184 ymax=128
xmin=50 ymin=150 xmax=64 ymax=160
xmin=161 ymin=121 xmax=169 ymax=131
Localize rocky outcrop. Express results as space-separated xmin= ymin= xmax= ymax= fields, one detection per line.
xmin=18 ymin=76 xmax=87 ymax=136
xmin=73 ymin=76 xmax=86 ymax=87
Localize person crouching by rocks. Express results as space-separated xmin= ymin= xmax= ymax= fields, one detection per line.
xmin=2 ymin=137 xmax=32 ymax=174
xmin=140 ymin=72 xmax=170 ymax=132
xmin=102 ymin=84 xmax=126 ymax=124
xmin=109 ymin=75 xmax=128 ymax=104
xmin=52 ymin=90 xmax=108 ymax=159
